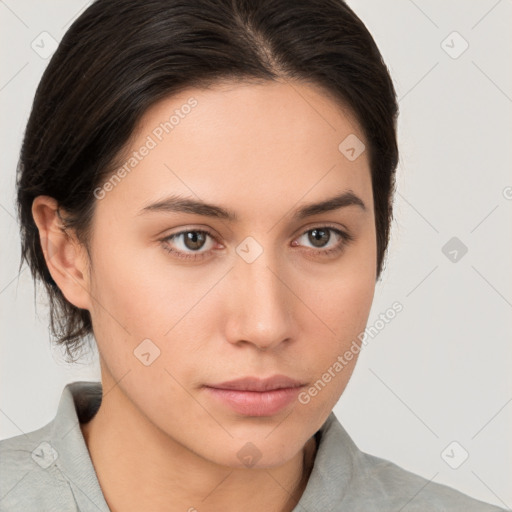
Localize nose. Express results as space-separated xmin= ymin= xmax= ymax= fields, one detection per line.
xmin=224 ymin=250 xmax=296 ymax=351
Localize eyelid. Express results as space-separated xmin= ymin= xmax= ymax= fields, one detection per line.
xmin=162 ymin=227 xmax=222 ymax=249
xmin=292 ymin=224 xmax=354 ymax=254
xmin=292 ymin=221 xmax=351 ymax=240
xmin=160 ymin=226 xmax=222 ymax=245
xmin=160 ymin=223 xmax=354 ymax=261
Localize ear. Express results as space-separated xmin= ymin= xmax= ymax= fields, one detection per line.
xmin=31 ymin=195 xmax=92 ymax=310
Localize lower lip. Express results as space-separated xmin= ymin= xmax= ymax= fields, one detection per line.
xmin=204 ymin=386 xmax=303 ymax=416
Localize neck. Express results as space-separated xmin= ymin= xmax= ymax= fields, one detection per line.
xmin=80 ymin=381 xmax=317 ymax=512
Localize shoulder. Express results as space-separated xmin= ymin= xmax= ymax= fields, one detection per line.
xmin=0 ymin=380 xmax=104 ymax=512
xmin=352 ymin=450 xmax=508 ymax=511
xmin=0 ymin=424 xmax=77 ymax=511
xmin=310 ymin=413 xmax=510 ymax=512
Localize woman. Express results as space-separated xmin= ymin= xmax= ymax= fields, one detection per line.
xmin=0 ymin=0 xmax=507 ymax=511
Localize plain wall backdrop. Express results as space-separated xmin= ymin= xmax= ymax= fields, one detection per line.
xmin=1 ymin=0 xmax=511 ymax=509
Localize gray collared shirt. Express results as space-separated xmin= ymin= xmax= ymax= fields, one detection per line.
xmin=0 ymin=381 xmax=508 ymax=511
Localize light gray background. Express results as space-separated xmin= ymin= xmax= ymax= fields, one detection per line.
xmin=1 ymin=0 xmax=511 ymax=508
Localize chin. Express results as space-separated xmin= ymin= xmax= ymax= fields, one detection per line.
xmin=204 ymin=428 xmax=308 ymax=470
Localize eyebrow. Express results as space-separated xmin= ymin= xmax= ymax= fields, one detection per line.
xmin=138 ymin=190 xmax=366 ymax=221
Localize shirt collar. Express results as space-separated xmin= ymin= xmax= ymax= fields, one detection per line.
xmin=50 ymin=381 xmax=110 ymax=512
xmin=294 ymin=410 xmax=358 ymax=509
xmin=51 ymin=380 xmax=358 ymax=511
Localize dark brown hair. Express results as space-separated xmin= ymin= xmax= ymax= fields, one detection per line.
xmin=16 ymin=0 xmax=399 ymax=362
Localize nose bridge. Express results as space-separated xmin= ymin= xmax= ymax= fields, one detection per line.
xmin=227 ymin=242 xmax=293 ymax=350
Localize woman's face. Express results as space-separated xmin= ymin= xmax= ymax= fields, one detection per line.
xmin=85 ymin=79 xmax=376 ymax=467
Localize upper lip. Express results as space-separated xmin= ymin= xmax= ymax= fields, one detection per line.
xmin=206 ymin=375 xmax=305 ymax=392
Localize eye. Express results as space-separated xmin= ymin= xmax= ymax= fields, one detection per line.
xmin=161 ymin=229 xmax=219 ymax=261
xmin=160 ymin=225 xmax=354 ymax=262
xmin=292 ymin=226 xmax=354 ymax=257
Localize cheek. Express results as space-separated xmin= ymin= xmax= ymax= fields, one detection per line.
xmin=303 ymin=242 xmax=376 ymax=332
xmin=87 ymin=240 xmax=222 ymax=383
xmin=295 ymin=248 xmax=376 ymax=381
xmin=88 ymin=239 xmax=191 ymax=334
xmin=303 ymin=281 xmax=373 ymax=371
xmin=294 ymin=274 xmax=375 ymax=425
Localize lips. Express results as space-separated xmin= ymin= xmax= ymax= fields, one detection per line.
xmin=203 ymin=375 xmax=306 ymax=416
xmin=206 ymin=375 xmax=305 ymax=392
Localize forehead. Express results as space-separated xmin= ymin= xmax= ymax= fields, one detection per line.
xmin=97 ymin=79 xmax=372 ymax=221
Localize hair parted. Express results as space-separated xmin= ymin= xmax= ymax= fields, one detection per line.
xmin=16 ymin=0 xmax=399 ymax=362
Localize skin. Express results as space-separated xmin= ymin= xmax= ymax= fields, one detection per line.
xmin=32 ymin=79 xmax=376 ymax=512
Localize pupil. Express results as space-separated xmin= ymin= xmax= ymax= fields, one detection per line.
xmin=309 ymin=228 xmax=330 ymax=247
xmin=184 ymin=231 xmax=205 ymax=250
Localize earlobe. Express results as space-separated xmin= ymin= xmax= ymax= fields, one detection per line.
xmin=31 ymin=195 xmax=92 ymax=310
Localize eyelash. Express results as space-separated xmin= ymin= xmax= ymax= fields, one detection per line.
xmin=160 ymin=225 xmax=354 ymax=262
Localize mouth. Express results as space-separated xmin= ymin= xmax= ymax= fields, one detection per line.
xmin=206 ymin=375 xmax=305 ymax=392
xmin=203 ymin=375 xmax=306 ymax=416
